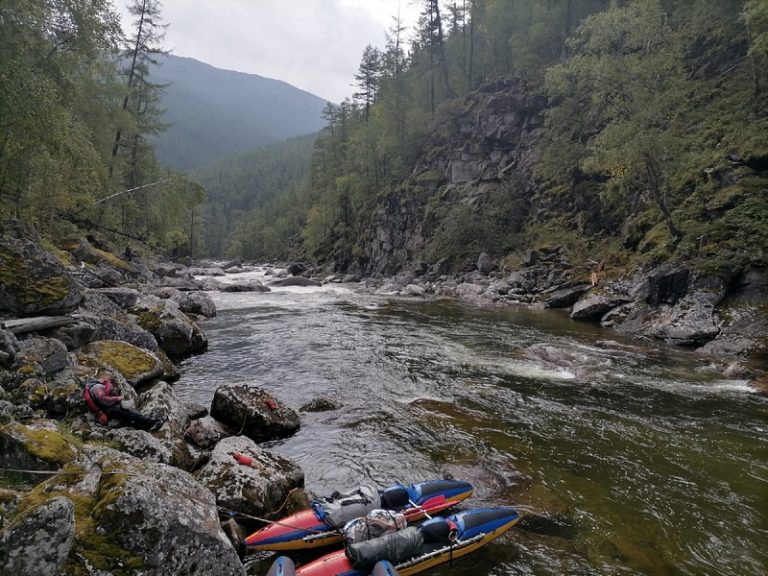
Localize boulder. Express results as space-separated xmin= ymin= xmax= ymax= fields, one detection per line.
xmin=81 ymin=340 xmax=164 ymax=387
xmin=699 ymin=268 xmax=768 ymax=356
xmin=194 ymin=435 xmax=304 ymax=520
xmin=570 ymin=292 xmax=631 ymax=321
xmin=268 ymin=276 xmax=322 ymax=287
xmin=645 ymin=264 xmax=691 ymax=305
xmin=185 ymin=401 xmax=209 ymax=420
xmin=0 ymin=421 xmax=77 ymax=481
xmin=46 ymin=320 xmax=97 ymax=350
xmin=16 ymin=337 xmax=69 ymax=376
xmin=57 ymin=446 xmax=246 ymax=576
xmin=287 ymin=262 xmax=308 ymax=276
xmin=77 ymin=291 xmax=158 ymax=351
xmin=185 ymin=415 xmax=235 ymax=450
xmin=93 ymin=287 xmax=141 ymax=309
xmin=138 ymin=380 xmax=195 ymax=470
xmin=477 ymin=252 xmax=494 ymax=275
xmin=299 ymin=397 xmax=341 ymax=412
xmin=105 ymin=427 xmax=173 ymax=464
xmin=176 ymin=291 xmax=217 ymax=318
xmin=0 ymin=236 xmax=84 ymax=316
xmin=543 ymin=284 xmax=591 ymax=308
xmin=613 ymin=272 xmax=727 ymax=346
xmin=135 ymin=296 xmax=208 ymax=359
xmin=0 ymin=329 xmax=20 ymax=367
xmin=221 ymin=281 xmax=271 ymax=293
xmin=403 ymin=284 xmax=426 ymax=297
xmin=0 ymin=496 xmax=75 ymax=576
xmin=210 ymin=383 xmax=300 ymax=443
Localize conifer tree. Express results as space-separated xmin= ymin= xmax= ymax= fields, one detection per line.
xmin=354 ymin=45 xmax=383 ymax=121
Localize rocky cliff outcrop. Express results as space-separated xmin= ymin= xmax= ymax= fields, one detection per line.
xmin=366 ymin=76 xmax=545 ymax=276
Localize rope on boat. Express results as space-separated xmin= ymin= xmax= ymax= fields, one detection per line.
xmin=217 ymin=506 xmax=336 ymax=535
xmin=409 ymin=498 xmax=432 ymax=519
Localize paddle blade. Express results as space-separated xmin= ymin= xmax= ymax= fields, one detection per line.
xmin=266 ymin=556 xmax=296 ymax=576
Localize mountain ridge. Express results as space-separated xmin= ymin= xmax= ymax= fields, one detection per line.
xmin=149 ymin=54 xmax=329 ymax=171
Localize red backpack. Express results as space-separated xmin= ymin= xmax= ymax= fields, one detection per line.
xmin=84 ymin=378 xmax=110 ymax=424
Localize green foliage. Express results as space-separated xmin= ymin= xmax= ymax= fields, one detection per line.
xmin=0 ymin=0 xmax=203 ymax=256
xmin=194 ymin=133 xmax=317 ymax=259
xmin=0 ymin=0 xmax=120 ymax=226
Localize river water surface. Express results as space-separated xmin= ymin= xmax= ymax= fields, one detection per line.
xmin=176 ymin=269 xmax=767 ymax=576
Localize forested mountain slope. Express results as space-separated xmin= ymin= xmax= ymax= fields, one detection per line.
xmin=228 ymin=0 xmax=767 ymax=281
xmin=149 ymin=55 xmax=328 ymax=171
xmin=193 ymin=133 xmax=317 ymax=257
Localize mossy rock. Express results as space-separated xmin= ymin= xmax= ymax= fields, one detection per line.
xmin=9 ymin=463 xmax=145 ymax=575
xmin=135 ymin=307 xmax=163 ymax=333
xmin=0 ymin=422 xmax=78 ymax=480
xmin=82 ymin=341 xmax=164 ymax=387
xmin=47 ymin=380 xmax=85 ymax=419
xmin=12 ymin=377 xmax=49 ymax=409
xmin=0 ymin=236 xmax=84 ymax=315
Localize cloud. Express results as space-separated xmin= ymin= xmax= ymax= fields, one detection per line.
xmin=121 ymin=0 xmax=416 ymax=102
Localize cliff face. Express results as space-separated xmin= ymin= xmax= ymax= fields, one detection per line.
xmin=365 ymin=77 xmax=546 ymax=276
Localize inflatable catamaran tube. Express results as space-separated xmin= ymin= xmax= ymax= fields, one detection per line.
xmin=243 ymin=479 xmax=474 ymax=551
xmin=295 ymin=507 xmax=520 ymax=576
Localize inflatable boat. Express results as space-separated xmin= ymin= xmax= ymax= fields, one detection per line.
xmin=294 ymin=506 xmax=520 ymax=576
xmin=244 ymin=478 xmax=474 ymax=551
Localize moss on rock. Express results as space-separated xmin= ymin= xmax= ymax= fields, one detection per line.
xmin=8 ymin=424 xmax=77 ymax=464
xmin=136 ymin=307 xmax=164 ymax=333
xmin=83 ymin=340 xmax=162 ymax=386
xmin=11 ymin=464 xmax=144 ymax=576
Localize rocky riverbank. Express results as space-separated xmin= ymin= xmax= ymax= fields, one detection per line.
xmin=0 ymin=233 xmax=311 ymax=576
xmin=322 ymin=251 xmax=767 ymax=383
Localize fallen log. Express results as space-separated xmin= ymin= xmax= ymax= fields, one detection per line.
xmin=1 ymin=316 xmax=76 ymax=335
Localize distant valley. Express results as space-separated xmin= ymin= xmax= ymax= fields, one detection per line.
xmin=149 ymin=55 xmax=329 ymax=171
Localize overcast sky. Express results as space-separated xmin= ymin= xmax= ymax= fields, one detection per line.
xmin=117 ymin=0 xmax=422 ymax=103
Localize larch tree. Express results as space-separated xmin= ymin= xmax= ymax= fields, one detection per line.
xmin=353 ymin=45 xmax=383 ymax=122
xmin=111 ymin=0 xmax=169 ymax=237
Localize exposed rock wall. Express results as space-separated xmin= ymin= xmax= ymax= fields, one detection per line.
xmin=365 ymin=76 xmax=545 ymax=276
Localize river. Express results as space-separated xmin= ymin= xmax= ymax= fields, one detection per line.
xmin=175 ymin=269 xmax=768 ymax=576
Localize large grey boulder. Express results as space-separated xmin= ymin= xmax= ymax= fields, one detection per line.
xmin=543 ymin=283 xmax=591 ymax=308
xmin=0 ymin=236 xmax=83 ymax=316
xmin=211 ymin=383 xmax=300 ymax=443
xmin=81 ymin=340 xmax=164 ymax=387
xmin=570 ymin=292 xmax=631 ymax=321
xmin=698 ymin=268 xmax=768 ymax=356
xmin=194 ymin=435 xmax=304 ymax=519
xmin=0 ymin=421 xmax=77 ymax=481
xmin=0 ymin=496 xmax=75 ymax=576
xmin=176 ymin=291 xmax=217 ymax=318
xmin=613 ymin=271 xmax=727 ymax=346
xmin=64 ymin=446 xmax=246 ymax=576
xmin=185 ymin=415 xmax=235 ymax=450
xmin=221 ymin=280 xmax=271 ymax=293
xmin=106 ymin=427 xmax=174 ymax=464
xmin=77 ymin=290 xmax=158 ymax=351
xmin=139 ymin=380 xmax=195 ymax=470
xmin=477 ymin=251 xmax=494 ymax=275
xmin=134 ymin=295 xmax=208 ymax=358
xmin=93 ymin=286 xmax=141 ymax=309
xmin=16 ymin=337 xmax=70 ymax=376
